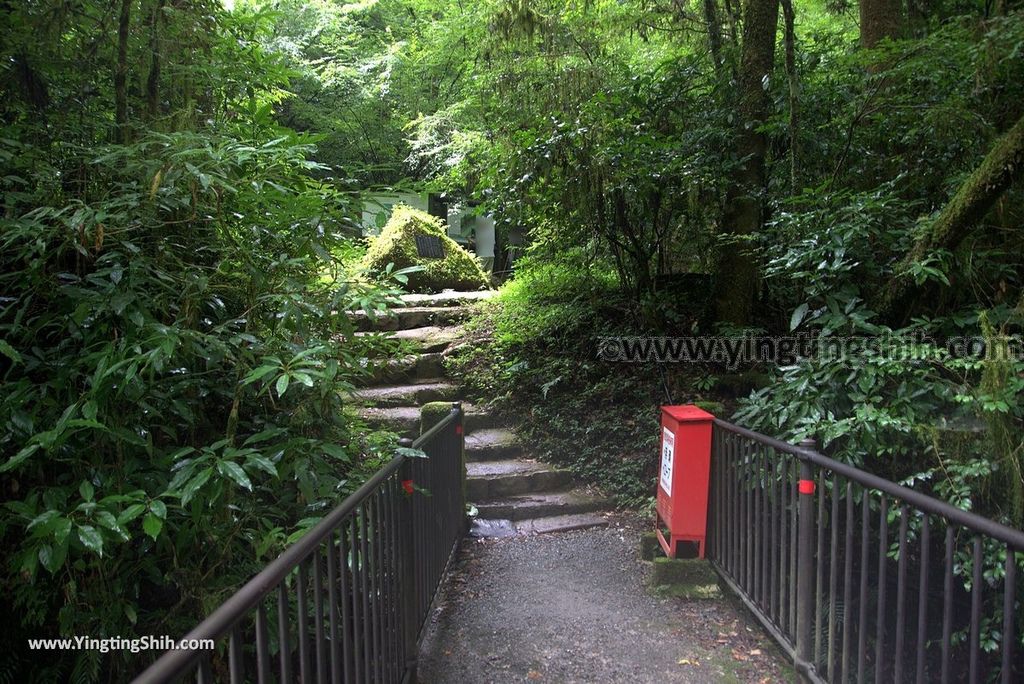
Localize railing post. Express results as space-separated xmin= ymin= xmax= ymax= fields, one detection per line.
xmin=398 ymin=438 xmax=419 ymax=684
xmin=796 ymin=438 xmax=817 ymax=681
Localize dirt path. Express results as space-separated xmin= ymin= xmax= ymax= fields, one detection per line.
xmin=416 ymin=515 xmax=792 ymax=683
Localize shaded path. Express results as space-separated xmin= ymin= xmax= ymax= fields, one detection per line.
xmin=417 ymin=516 xmax=791 ymax=683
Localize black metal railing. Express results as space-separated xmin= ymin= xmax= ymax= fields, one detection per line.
xmin=132 ymin=403 xmax=465 ymax=684
xmin=709 ymin=418 xmax=1024 ymax=684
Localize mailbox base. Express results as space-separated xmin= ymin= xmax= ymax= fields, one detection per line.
xmin=655 ymin=513 xmax=706 ymax=559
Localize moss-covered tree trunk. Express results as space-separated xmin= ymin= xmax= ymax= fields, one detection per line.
xmin=882 ymin=112 xmax=1024 ymax=319
xmin=714 ymin=0 xmax=779 ymax=325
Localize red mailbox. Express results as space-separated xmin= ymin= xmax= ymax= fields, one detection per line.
xmin=655 ymin=404 xmax=715 ymax=558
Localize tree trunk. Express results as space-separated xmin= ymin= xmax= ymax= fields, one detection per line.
xmin=781 ymin=0 xmax=798 ymax=195
xmin=714 ymin=0 xmax=780 ymax=325
xmin=703 ymin=0 xmax=725 ymax=74
xmin=859 ymin=0 xmax=902 ymax=48
xmin=114 ymin=0 xmax=131 ymax=143
xmin=881 ymin=112 xmax=1024 ymax=319
xmin=146 ymin=0 xmax=164 ymax=121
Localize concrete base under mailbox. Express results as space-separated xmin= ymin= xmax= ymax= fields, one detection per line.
xmin=649 ymin=557 xmax=722 ymax=600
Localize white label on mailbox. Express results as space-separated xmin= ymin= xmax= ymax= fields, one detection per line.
xmin=660 ymin=428 xmax=674 ymax=496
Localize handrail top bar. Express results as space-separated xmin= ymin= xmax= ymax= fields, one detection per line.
xmin=713 ymin=417 xmax=1024 ymax=551
xmin=131 ymin=405 xmax=463 ymax=684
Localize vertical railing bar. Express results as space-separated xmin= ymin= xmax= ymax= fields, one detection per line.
xmin=755 ymin=446 xmax=764 ymax=609
xmin=814 ymin=469 xmax=826 ymax=668
xmin=914 ymin=514 xmax=930 ymax=684
xmin=874 ymin=494 xmax=889 ymax=684
xmin=370 ymin=492 xmax=384 ymax=684
xmin=797 ymin=452 xmax=815 ymax=677
xmin=790 ymin=457 xmax=799 ymax=639
xmin=770 ymin=447 xmax=780 ymax=625
xmin=277 ymin=582 xmax=292 ymax=684
xmin=744 ymin=440 xmax=752 ymax=591
xmin=255 ymin=600 xmax=272 ymax=684
xmin=729 ymin=432 xmax=737 ymax=577
xmin=1000 ymin=544 xmax=1016 ymax=684
xmin=894 ymin=505 xmax=909 ymax=684
xmin=340 ymin=517 xmax=355 ymax=684
xmin=841 ymin=482 xmax=854 ymax=684
xmin=969 ymin=536 xmax=983 ymax=684
xmin=313 ymin=547 xmax=327 ymax=684
xmin=748 ymin=441 xmax=756 ymax=592
xmin=388 ymin=476 xmax=402 ymax=683
xmin=297 ymin=560 xmax=311 ymax=684
xmin=715 ymin=429 xmax=723 ymax=560
xmin=359 ymin=504 xmax=373 ymax=684
xmin=779 ymin=451 xmax=788 ymax=631
xmin=857 ymin=491 xmax=870 ymax=684
xmin=351 ymin=515 xmax=364 ymax=684
xmin=941 ymin=526 xmax=954 ymax=684
xmin=326 ymin=530 xmax=342 ymax=684
xmin=197 ymin=654 xmax=213 ymax=684
xmin=379 ymin=479 xmax=393 ymax=683
xmin=228 ymin=623 xmax=243 ymax=684
xmin=828 ymin=475 xmax=841 ymax=683
xmin=760 ymin=447 xmax=770 ymax=611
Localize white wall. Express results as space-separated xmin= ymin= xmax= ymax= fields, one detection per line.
xmin=360 ymin=192 xmax=427 ymax=236
xmin=361 ymin=193 xmax=496 ymax=266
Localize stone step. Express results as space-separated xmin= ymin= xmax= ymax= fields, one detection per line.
xmin=467 ymin=512 xmax=609 ymax=538
xmin=366 ymin=352 xmax=445 ymax=385
xmin=356 ymin=325 xmax=464 ymax=354
xmin=515 ymin=512 xmax=610 ymax=535
xmin=355 ymin=404 xmax=495 ymax=435
xmin=398 ymin=290 xmax=495 ymax=308
xmin=473 ymin=489 xmax=611 ymax=521
xmin=351 ymin=306 xmax=471 ymax=332
xmin=466 ymin=459 xmax=573 ymax=500
xmin=349 ymin=379 xmax=461 ymax=407
xmin=465 ymin=428 xmax=522 ymax=462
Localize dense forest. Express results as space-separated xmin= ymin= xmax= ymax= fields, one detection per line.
xmin=1 ymin=0 xmax=1022 ymax=680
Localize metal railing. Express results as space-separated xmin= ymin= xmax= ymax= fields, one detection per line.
xmin=132 ymin=403 xmax=465 ymax=684
xmin=709 ymin=418 xmax=1024 ymax=684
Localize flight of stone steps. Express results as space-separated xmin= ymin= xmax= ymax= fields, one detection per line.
xmin=349 ymin=290 xmax=611 ymax=537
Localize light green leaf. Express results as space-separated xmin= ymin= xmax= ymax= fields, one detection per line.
xmin=0 ymin=339 xmax=22 ymax=364
xmin=77 ymin=525 xmax=104 ymax=556
xmin=245 ymin=454 xmax=278 ymax=477
xmin=79 ymin=480 xmax=95 ymax=502
xmin=118 ymin=504 xmax=147 ymax=525
xmin=275 ymin=374 xmax=290 ymax=397
xmin=0 ymin=443 xmax=40 ymax=472
xmin=149 ymin=499 xmax=167 ymax=520
xmin=218 ymin=461 xmax=253 ymax=491
xmin=179 ymin=467 xmax=213 ymax=506
xmin=142 ymin=513 xmax=163 ymax=541
xmin=790 ymin=303 xmax=809 ymax=331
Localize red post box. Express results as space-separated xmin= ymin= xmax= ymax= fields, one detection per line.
xmin=655 ymin=404 xmax=715 ymax=558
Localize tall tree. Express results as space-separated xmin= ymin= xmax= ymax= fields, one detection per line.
xmin=859 ymin=0 xmax=903 ymax=48
xmin=714 ymin=0 xmax=780 ymax=325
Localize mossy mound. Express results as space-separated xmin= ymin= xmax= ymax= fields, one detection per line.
xmin=361 ymin=205 xmax=491 ymax=293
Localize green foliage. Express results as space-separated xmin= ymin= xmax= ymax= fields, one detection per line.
xmin=451 ymin=253 xmax=679 ymax=506
xmin=360 ymin=205 xmax=490 ymax=293
xmin=0 ymin=1 xmax=410 ymax=680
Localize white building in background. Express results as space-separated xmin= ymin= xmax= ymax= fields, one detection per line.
xmin=360 ymin=191 xmax=496 ymax=272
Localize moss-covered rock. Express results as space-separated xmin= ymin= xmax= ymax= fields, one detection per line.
xmin=420 ymin=401 xmax=457 ymax=434
xmin=361 ymin=205 xmax=491 ymax=293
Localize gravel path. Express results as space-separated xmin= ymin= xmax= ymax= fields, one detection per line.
xmin=417 ymin=515 xmax=792 ymax=683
